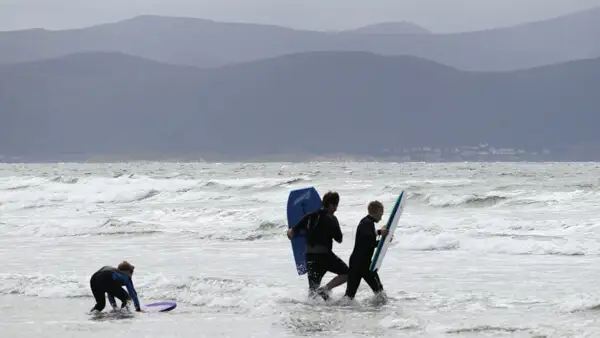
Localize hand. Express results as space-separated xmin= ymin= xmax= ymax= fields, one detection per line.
xmin=136 ymin=308 xmax=143 ymax=312
xmin=286 ymin=228 xmax=294 ymax=239
xmin=379 ymin=227 xmax=388 ymax=237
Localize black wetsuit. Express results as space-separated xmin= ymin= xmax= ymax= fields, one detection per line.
xmin=344 ymin=215 xmax=384 ymax=299
xmin=89 ymin=266 xmax=141 ymax=312
xmin=294 ymin=208 xmax=349 ymax=292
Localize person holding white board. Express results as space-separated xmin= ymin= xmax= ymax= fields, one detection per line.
xmin=343 ymin=200 xmax=391 ymax=300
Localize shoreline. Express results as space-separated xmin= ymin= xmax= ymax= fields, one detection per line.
xmin=1 ymin=156 xmax=598 ymax=165
xmin=1 ymin=159 xmax=599 ymax=164
xmin=2 ymin=158 xmax=599 ymax=164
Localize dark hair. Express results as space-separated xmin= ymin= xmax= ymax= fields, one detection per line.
xmin=118 ymin=261 xmax=135 ymax=273
xmin=322 ymin=191 xmax=340 ymax=208
xmin=368 ymin=200 xmax=384 ymax=214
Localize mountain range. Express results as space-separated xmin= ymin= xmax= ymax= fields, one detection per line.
xmin=1 ymin=7 xmax=600 ymax=161
xmin=1 ymin=6 xmax=599 ymax=71
xmin=1 ymin=50 xmax=599 ymax=160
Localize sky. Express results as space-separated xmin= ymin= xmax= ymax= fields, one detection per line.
xmin=1 ymin=0 xmax=600 ymax=33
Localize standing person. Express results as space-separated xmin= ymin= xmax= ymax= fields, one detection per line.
xmin=343 ymin=200 xmax=389 ymax=300
xmin=287 ymin=191 xmax=348 ymax=301
xmin=89 ymin=261 xmax=142 ymax=313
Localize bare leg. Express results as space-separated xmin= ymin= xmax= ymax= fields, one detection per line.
xmin=316 ymin=253 xmax=350 ymax=301
xmin=324 ymin=274 xmax=348 ymax=291
xmin=315 ymin=274 xmax=347 ymax=301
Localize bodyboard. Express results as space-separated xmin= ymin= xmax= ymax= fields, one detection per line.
xmin=286 ymin=187 xmax=322 ymax=275
xmin=141 ymin=301 xmax=177 ymax=313
xmin=370 ymin=190 xmax=406 ymax=272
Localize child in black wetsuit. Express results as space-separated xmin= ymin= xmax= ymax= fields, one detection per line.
xmin=89 ymin=261 xmax=142 ymax=312
xmin=344 ymin=200 xmax=390 ymax=300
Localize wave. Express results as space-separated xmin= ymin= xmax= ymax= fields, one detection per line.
xmin=445 ymin=325 xmax=531 ymax=335
xmin=96 ymin=189 xmax=161 ymax=204
xmin=0 ymin=176 xmax=46 ymax=191
xmin=394 ymin=227 xmax=592 ymax=256
xmin=558 ymin=294 xmax=600 ymax=313
xmin=1 ymin=213 xmax=287 ymax=240
xmin=0 ymin=174 xmax=312 ymax=214
xmin=405 ymin=189 xmax=597 ymax=209
xmin=193 ymin=221 xmax=286 ymax=242
xmin=0 ymin=273 xmax=88 ymax=298
xmin=50 ymin=176 xmax=79 ymax=184
xmin=426 ymin=194 xmax=508 ymax=208
xmin=4 ymin=184 xmax=36 ymax=191
xmin=400 ymin=233 xmax=461 ymax=251
xmin=473 ymin=232 xmax=565 ymax=241
xmin=198 ymin=177 xmax=309 ymax=191
xmin=0 ymin=273 xmax=287 ymax=315
xmin=403 ymin=192 xmax=510 ymax=208
xmin=67 ymin=230 xmax=165 ymax=237
xmin=2 ymin=174 xmax=310 ymax=196
xmin=5 ymin=172 xmax=593 ymax=214
xmin=465 ymin=236 xmax=588 ymax=256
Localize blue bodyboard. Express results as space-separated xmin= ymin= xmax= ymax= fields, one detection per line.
xmin=286 ymin=187 xmax=322 ymax=275
xmin=141 ymin=301 xmax=177 ymax=313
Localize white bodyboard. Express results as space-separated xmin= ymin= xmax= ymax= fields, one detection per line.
xmin=370 ymin=190 xmax=406 ymax=272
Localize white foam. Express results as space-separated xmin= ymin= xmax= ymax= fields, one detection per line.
xmin=2 ymin=162 xmax=600 ymax=336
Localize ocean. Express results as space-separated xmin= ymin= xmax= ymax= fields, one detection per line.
xmin=1 ymin=161 xmax=599 ymax=337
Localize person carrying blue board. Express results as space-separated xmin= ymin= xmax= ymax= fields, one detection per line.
xmin=343 ymin=200 xmax=390 ymax=300
xmin=287 ymin=191 xmax=348 ymax=301
xmin=89 ymin=261 xmax=142 ymax=313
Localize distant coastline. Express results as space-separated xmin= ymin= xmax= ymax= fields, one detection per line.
xmin=2 ymin=143 xmax=600 ymax=164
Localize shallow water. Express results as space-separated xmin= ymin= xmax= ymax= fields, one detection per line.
xmin=2 ymin=162 xmax=600 ymax=337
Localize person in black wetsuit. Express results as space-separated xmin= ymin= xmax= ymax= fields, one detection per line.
xmin=89 ymin=261 xmax=142 ymax=313
xmin=343 ymin=200 xmax=390 ymax=300
xmin=287 ymin=191 xmax=348 ymax=301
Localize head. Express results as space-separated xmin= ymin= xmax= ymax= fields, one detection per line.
xmin=368 ymin=200 xmax=384 ymax=222
xmin=322 ymin=191 xmax=340 ymax=213
xmin=118 ymin=261 xmax=135 ymax=276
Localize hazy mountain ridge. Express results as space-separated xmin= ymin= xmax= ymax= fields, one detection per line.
xmin=1 ymin=6 xmax=599 ymax=71
xmin=338 ymin=21 xmax=432 ymax=35
xmin=1 ymin=50 xmax=599 ymax=160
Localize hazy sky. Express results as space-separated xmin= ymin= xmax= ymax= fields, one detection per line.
xmin=2 ymin=0 xmax=600 ymax=32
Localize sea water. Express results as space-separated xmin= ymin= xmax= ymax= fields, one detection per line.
xmin=1 ymin=162 xmax=600 ymax=337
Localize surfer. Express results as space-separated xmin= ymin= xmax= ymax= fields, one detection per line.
xmin=89 ymin=261 xmax=142 ymax=313
xmin=287 ymin=191 xmax=348 ymax=301
xmin=343 ymin=200 xmax=389 ymax=300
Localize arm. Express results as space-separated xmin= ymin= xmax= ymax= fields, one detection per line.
xmin=294 ymin=213 xmax=311 ymax=232
xmin=331 ymin=216 xmax=343 ymax=243
xmin=376 ymin=227 xmax=391 ymax=245
xmin=288 ymin=212 xmax=312 ymax=238
xmin=125 ymin=278 xmax=141 ymax=311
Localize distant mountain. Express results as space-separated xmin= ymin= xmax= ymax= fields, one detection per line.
xmin=0 ymin=7 xmax=599 ymax=71
xmin=1 ymin=51 xmax=599 ymax=160
xmin=339 ymin=22 xmax=431 ymax=35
